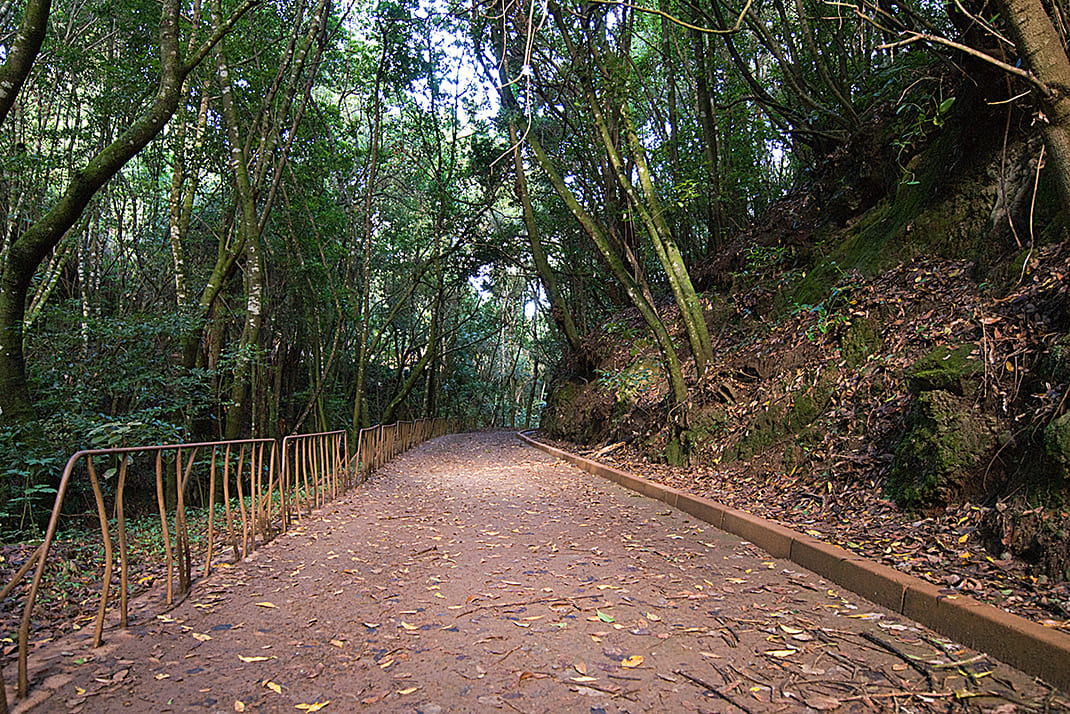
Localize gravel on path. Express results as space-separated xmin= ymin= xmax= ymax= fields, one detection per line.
xmin=14 ymin=431 xmax=1067 ymax=713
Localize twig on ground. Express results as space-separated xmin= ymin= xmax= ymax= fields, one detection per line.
xmin=456 ymin=593 xmax=603 ymax=617
xmin=859 ymin=631 xmax=936 ymax=690
xmin=674 ymin=669 xmax=756 ymax=714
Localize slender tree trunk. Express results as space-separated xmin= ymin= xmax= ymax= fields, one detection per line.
xmin=0 ymin=0 xmax=51 ymax=129
xmin=692 ymin=29 xmax=724 ymax=252
xmin=508 ymin=120 xmax=584 ymax=357
xmin=527 ymin=133 xmax=689 ymax=416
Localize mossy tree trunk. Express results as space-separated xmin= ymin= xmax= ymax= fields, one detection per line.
xmin=526 ymin=133 xmax=690 ymax=419
xmin=552 ymin=10 xmax=715 ymax=376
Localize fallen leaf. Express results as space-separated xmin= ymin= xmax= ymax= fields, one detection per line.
xmin=397 ymin=687 xmax=419 ymax=695
xmin=620 ymin=655 xmax=644 ymax=668
xmin=239 ymin=655 xmax=275 ymax=663
xmin=644 ymin=612 xmax=661 ymax=622
xmin=256 ymin=602 xmax=277 ymax=609
xmin=400 ymin=622 xmax=418 ymax=631
xmin=806 ymin=694 xmax=841 ymax=710
xmin=234 ymin=701 xmax=246 ymax=712
xmin=765 ymin=649 xmax=798 ymax=658
xmin=295 ymin=701 xmax=330 ymax=711
xmin=596 ymin=610 xmax=615 ymax=623
xmin=264 ymin=680 xmax=283 ymax=694
xmin=191 ymin=633 xmax=212 ymax=642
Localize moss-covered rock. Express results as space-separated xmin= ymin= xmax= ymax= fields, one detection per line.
xmin=735 ymin=405 xmax=787 ymax=462
xmin=787 ymin=369 xmax=837 ymax=432
xmin=1044 ymin=412 xmax=1070 ymax=478
xmin=905 ymin=343 xmax=983 ymax=396
xmin=890 ymin=389 xmax=997 ymax=507
xmin=841 ymin=318 xmax=880 ymax=368
xmin=664 ymin=436 xmax=687 ymax=466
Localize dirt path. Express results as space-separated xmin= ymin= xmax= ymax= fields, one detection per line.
xmin=15 ymin=432 xmax=1068 ymax=713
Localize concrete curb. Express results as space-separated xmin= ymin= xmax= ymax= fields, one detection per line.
xmin=517 ymin=432 xmax=1070 ymax=693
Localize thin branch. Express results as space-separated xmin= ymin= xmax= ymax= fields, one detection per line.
xmin=877 ymin=31 xmax=1050 ymax=96
xmin=587 ymin=0 xmax=754 ymax=34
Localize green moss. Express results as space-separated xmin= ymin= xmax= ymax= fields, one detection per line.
xmin=787 ymin=369 xmax=837 ymax=432
xmin=890 ymin=390 xmax=997 ymax=507
xmin=688 ymin=406 xmax=729 ymax=443
xmin=664 ymin=436 xmax=687 ymax=466
xmin=1044 ymin=412 xmax=1070 ymax=478
xmin=735 ymin=405 xmax=787 ymax=462
xmin=905 ymin=343 xmax=983 ymax=396
xmin=841 ymin=318 xmax=880 ymax=368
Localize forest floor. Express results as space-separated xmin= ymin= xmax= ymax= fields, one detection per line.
xmin=549 ymin=244 xmax=1070 ymax=636
xmin=5 ymin=431 xmax=1067 ymax=713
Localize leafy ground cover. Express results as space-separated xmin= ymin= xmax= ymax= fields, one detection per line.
xmin=542 ymin=242 xmax=1070 ymax=637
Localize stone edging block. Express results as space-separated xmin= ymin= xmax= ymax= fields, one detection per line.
xmin=516 ymin=431 xmax=1070 ymax=693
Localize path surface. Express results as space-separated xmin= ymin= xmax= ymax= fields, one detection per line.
xmin=17 ymin=432 xmax=1067 ymax=712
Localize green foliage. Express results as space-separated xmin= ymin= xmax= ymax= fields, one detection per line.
xmin=597 ymin=360 xmax=655 ymax=405
xmin=0 ymin=424 xmax=65 ymax=536
xmin=893 ymin=94 xmax=957 ymax=185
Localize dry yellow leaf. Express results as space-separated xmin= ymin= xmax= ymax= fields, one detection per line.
xmin=644 ymin=612 xmax=661 ymax=622
xmin=570 ymin=676 xmax=598 ymax=683
xmin=295 ymin=701 xmax=330 ymax=712
xmin=397 ymin=687 xmax=419 ymax=695
xmin=779 ymin=625 xmax=804 ymax=635
xmin=620 ymin=655 xmax=644 ymax=668
xmin=264 ymin=680 xmax=283 ymax=694
xmin=256 ymin=602 xmax=277 ymax=608
xmin=330 ymin=640 xmax=345 ymax=648
xmin=191 ymin=633 xmax=212 ymax=642
xmin=234 ymin=701 xmax=246 ymax=712
xmin=400 ymin=622 xmax=418 ymax=631
xmin=764 ymin=649 xmax=797 ymax=658
xmin=238 ymin=655 xmax=274 ymax=663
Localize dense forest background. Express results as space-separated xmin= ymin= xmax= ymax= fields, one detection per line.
xmin=3 ymin=0 xmax=1070 ymax=597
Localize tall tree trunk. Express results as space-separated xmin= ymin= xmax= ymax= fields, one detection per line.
xmin=692 ymin=29 xmax=725 ymax=253
xmin=527 ymin=132 xmax=689 ymax=416
xmin=0 ymin=0 xmax=51 ymax=129
xmin=508 ymin=120 xmax=584 ymax=357
xmin=996 ymin=0 xmax=1070 ymax=217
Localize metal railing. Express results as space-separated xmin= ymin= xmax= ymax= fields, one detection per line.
xmin=0 ymin=417 xmax=455 ymax=710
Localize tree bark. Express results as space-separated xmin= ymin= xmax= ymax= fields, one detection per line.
xmin=527 ymin=132 xmax=689 ymax=416
xmin=508 ymin=120 xmax=585 ymax=357
xmin=0 ymin=0 xmax=51 ymax=130
xmin=996 ymin=0 xmax=1070 ymax=217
